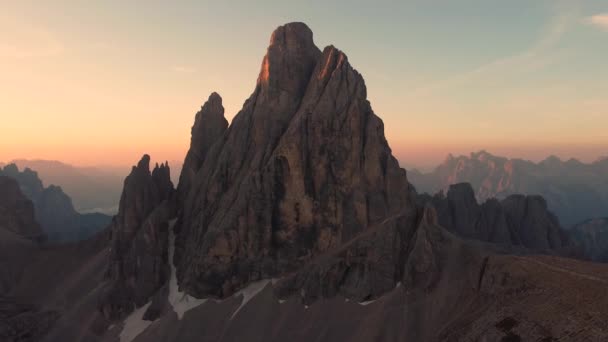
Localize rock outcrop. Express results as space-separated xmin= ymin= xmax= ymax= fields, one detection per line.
xmin=0 ymin=176 xmax=44 ymax=294
xmin=422 ymin=183 xmax=572 ymax=252
xmin=177 ymin=92 xmax=228 ymax=203
xmin=408 ymin=150 xmax=608 ymax=225
xmin=99 ymin=155 xmax=175 ymax=320
xmin=175 ymin=22 xmax=417 ymax=299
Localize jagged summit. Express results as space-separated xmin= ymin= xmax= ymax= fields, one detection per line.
xmin=135 ymin=154 xmax=150 ymax=171
xmin=177 ymin=92 xmax=228 ymax=204
xmin=257 ymin=22 xmax=321 ymax=97
xmin=172 ymin=22 xmax=415 ymax=300
xmin=100 ymin=154 xmax=175 ymax=319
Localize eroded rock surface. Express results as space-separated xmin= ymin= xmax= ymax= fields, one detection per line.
xmin=175 ymin=22 xmax=417 ymax=299
xmin=99 ymin=155 xmax=175 ymax=320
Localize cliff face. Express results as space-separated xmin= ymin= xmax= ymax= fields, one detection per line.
xmin=0 ymin=176 xmax=43 ymax=240
xmin=175 ymin=22 xmax=417 ymax=299
xmin=423 ymin=183 xmax=572 ymax=252
xmin=409 ymin=150 xmax=608 ymax=225
xmin=99 ymin=156 xmax=174 ymax=320
xmin=176 ymin=92 xmax=228 ymax=204
xmin=0 ymin=176 xmax=42 ymax=299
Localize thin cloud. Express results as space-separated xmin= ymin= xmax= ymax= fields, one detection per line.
xmin=587 ymin=14 xmax=608 ymax=31
xmin=406 ymin=1 xmax=579 ymax=98
xmin=171 ymin=65 xmax=197 ymax=73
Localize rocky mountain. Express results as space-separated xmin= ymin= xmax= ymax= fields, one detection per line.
xmin=0 ymin=176 xmax=44 ymax=241
xmin=409 ymin=150 xmax=608 ymax=225
xmin=8 ymin=159 xmax=126 ymax=215
xmin=419 ymin=183 xmax=575 ymax=254
xmin=99 ymin=156 xmax=174 ymax=320
xmin=0 ymin=164 xmax=111 ymax=242
xmin=0 ymin=176 xmax=56 ymax=342
xmin=173 ymin=22 xmax=416 ymax=300
xmin=2 ymin=22 xmax=608 ymax=342
xmin=176 ymin=92 xmax=228 ymax=205
xmin=569 ymin=218 xmax=608 ymax=262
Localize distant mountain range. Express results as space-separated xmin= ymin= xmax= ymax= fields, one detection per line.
xmin=6 ymin=159 xmax=126 ymax=215
xmin=4 ymin=159 xmax=182 ymax=215
xmin=409 ymin=150 xmax=608 ymax=226
xmin=0 ymin=164 xmax=110 ymax=242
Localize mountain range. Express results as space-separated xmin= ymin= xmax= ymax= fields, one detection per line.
xmin=0 ymin=164 xmax=111 ymax=242
xmin=409 ymin=150 xmax=608 ymax=226
xmin=1 ymin=23 xmax=608 ymax=342
xmin=5 ymin=160 xmax=127 ymax=215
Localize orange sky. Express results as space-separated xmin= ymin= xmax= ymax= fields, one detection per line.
xmin=1 ymin=2 xmax=607 ymax=170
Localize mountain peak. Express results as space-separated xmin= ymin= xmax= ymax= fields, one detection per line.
xmin=268 ymin=22 xmax=314 ymax=48
xmin=136 ymin=154 xmax=151 ymax=171
xmin=257 ymin=22 xmax=321 ymax=95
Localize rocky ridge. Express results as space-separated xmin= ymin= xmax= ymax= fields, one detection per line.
xmin=409 ymin=150 xmax=608 ymax=225
xmin=420 ymin=182 xmax=574 ymax=253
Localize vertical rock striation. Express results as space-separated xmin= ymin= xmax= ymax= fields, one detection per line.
xmin=174 ymin=22 xmax=417 ymax=299
xmin=177 ymin=92 xmax=228 ymax=204
xmin=99 ymin=155 xmax=174 ymax=320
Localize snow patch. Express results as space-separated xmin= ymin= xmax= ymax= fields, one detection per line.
xmin=167 ymin=219 xmax=207 ymax=320
xmin=358 ymin=299 xmax=376 ymax=306
xmin=230 ymin=279 xmax=272 ymax=319
xmin=119 ymin=302 xmax=154 ymax=342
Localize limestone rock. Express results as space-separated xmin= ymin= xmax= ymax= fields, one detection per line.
xmin=99 ymin=155 xmax=175 ymax=320
xmin=175 ymin=22 xmax=416 ymax=299
xmin=177 ymin=92 xmax=228 ymax=204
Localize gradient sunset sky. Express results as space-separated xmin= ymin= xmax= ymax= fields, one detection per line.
xmin=2 ymin=0 xmax=607 ymax=169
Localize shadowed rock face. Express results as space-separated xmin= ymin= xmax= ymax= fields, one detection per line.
xmin=423 ymin=183 xmax=572 ymax=252
xmin=175 ymin=22 xmax=417 ymax=299
xmin=177 ymin=92 xmax=228 ymax=204
xmin=99 ymin=155 xmax=175 ymax=320
xmin=0 ymin=176 xmax=43 ymax=240
xmin=569 ymin=218 xmax=608 ymax=262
